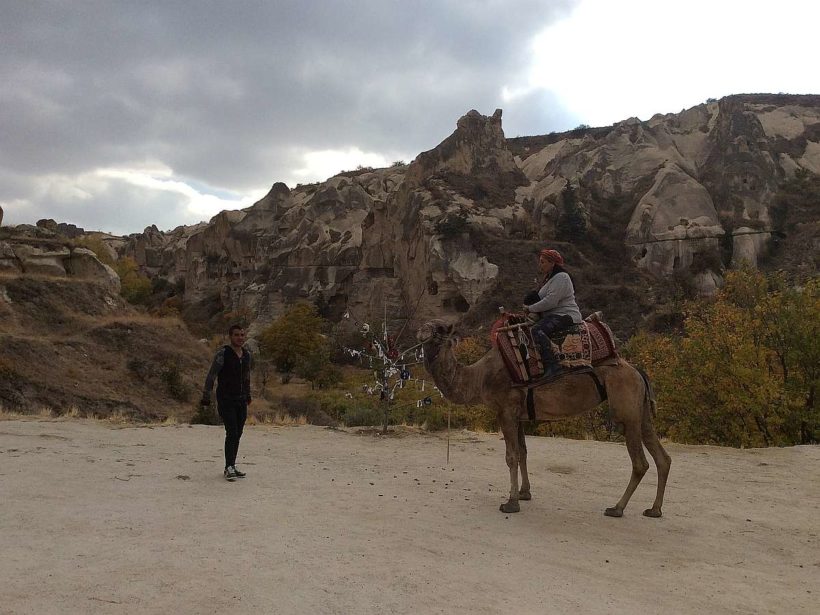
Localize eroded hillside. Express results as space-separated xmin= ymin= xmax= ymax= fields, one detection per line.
xmin=113 ymin=95 xmax=819 ymax=341
xmin=0 ymin=273 xmax=210 ymax=419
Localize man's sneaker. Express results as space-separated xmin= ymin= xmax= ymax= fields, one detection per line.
xmin=231 ymin=466 xmax=246 ymax=478
xmin=224 ymin=467 xmax=237 ymax=481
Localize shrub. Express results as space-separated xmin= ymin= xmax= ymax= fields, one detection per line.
xmin=153 ymin=295 xmax=183 ymax=318
xmin=114 ymin=257 xmax=152 ymax=304
xmin=272 ymin=396 xmax=336 ymax=426
xmin=434 ymin=212 xmax=469 ymax=238
xmin=341 ymin=406 xmax=382 ymax=427
xmin=159 ymin=362 xmax=191 ymax=402
xmin=190 ymin=402 xmax=219 ymax=425
xmin=295 ymin=352 xmax=341 ymax=389
xmin=73 ymin=235 xmax=115 ymax=266
xmin=625 ymin=268 xmax=819 ymax=446
xmin=127 ymin=358 xmax=153 ymax=382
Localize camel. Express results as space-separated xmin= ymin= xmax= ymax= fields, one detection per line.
xmin=418 ymin=320 xmax=671 ymax=517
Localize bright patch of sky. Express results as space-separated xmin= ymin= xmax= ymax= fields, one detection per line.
xmin=94 ymin=168 xmax=260 ymax=221
xmin=526 ymin=0 xmax=820 ymax=127
xmin=289 ymin=147 xmax=410 ymax=186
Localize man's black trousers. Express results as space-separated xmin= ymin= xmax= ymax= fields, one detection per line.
xmin=217 ymin=398 xmax=247 ymax=468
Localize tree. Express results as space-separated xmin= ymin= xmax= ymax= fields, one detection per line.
xmin=556 ymin=181 xmax=587 ymax=241
xmin=113 ymin=257 xmax=152 ymax=304
xmin=258 ymin=303 xmax=335 ymax=386
xmin=626 ymin=268 xmax=819 ymax=446
xmin=73 ymin=235 xmax=115 ymax=266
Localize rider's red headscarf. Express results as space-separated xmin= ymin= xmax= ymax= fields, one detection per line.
xmin=539 ymin=248 xmax=564 ymax=266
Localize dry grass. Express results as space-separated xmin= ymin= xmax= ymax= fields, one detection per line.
xmin=246 ymin=412 xmax=307 ymax=427
xmin=0 ymin=272 xmax=84 ymax=284
xmin=77 ymin=312 xmax=189 ymax=329
xmin=0 ymin=404 xmax=183 ymax=428
xmin=0 ymin=403 xmax=306 ymax=429
xmin=0 ymin=404 xmax=53 ymax=421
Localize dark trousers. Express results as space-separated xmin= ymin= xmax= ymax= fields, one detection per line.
xmin=217 ymin=398 xmax=247 ymax=468
xmin=532 ymin=314 xmax=574 ymax=369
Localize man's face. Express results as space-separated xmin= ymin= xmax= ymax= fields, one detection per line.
xmin=230 ymin=329 xmax=246 ymax=347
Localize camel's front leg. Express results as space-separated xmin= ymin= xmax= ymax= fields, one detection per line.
xmin=517 ymin=420 xmax=531 ymax=501
xmin=499 ymin=413 xmax=520 ymax=513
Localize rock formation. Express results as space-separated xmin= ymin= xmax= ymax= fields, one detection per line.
xmin=118 ymin=94 xmax=819 ymax=335
xmin=0 ymin=226 xmax=120 ymax=292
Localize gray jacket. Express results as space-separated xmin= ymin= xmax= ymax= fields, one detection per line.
xmin=526 ymin=272 xmax=582 ymax=323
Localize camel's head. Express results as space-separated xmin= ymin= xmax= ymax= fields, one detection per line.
xmin=417 ymin=319 xmax=455 ymax=362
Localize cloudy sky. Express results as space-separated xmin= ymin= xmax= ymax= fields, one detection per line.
xmin=2 ymin=0 xmax=818 ymax=235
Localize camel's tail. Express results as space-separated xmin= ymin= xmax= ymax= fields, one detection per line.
xmin=635 ymin=366 xmax=657 ymax=419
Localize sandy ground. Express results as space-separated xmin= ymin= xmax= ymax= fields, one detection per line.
xmin=1 ymin=419 xmax=817 ymax=615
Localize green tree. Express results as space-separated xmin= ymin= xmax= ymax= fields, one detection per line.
xmin=556 ymin=182 xmax=587 ymax=241
xmin=259 ymin=303 xmax=335 ymax=386
xmin=114 ymin=257 xmax=152 ymax=304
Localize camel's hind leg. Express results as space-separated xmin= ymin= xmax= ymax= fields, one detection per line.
xmin=605 ymin=419 xmax=649 ymax=518
xmin=517 ymin=420 xmax=531 ymax=501
xmin=641 ymin=414 xmax=671 ymax=518
xmin=498 ymin=409 xmax=521 ymax=513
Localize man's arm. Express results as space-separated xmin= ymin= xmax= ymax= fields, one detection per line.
xmin=201 ymin=347 xmax=225 ymax=404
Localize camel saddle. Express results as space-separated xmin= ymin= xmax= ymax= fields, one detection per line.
xmin=490 ymin=312 xmax=619 ymax=386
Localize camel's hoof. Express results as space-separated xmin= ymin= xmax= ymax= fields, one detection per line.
xmin=518 ymin=490 xmax=532 ymax=501
xmin=643 ymin=508 xmax=662 ymax=518
xmin=499 ymin=501 xmax=520 ymax=513
xmin=604 ymin=507 xmax=623 ymax=517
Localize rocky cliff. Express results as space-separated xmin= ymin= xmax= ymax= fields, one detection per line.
xmin=0 ymin=220 xmax=121 ymax=293
xmin=121 ymin=94 xmax=820 ymax=338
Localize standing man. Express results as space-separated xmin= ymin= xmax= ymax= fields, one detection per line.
xmin=201 ymin=324 xmax=253 ymax=481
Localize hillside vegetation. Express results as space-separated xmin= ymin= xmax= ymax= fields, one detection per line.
xmin=0 ymin=274 xmax=210 ymax=421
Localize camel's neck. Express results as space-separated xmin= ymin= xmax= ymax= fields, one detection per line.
xmin=425 ymin=342 xmax=484 ymax=405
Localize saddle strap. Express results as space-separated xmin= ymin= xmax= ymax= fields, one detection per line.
xmin=586 ymin=371 xmax=607 ymax=403
xmin=526 ymin=388 xmax=535 ymax=421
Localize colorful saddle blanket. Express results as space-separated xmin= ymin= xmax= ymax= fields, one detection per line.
xmin=490 ymin=312 xmax=619 ymax=385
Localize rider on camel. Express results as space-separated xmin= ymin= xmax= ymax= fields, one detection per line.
xmin=524 ymin=248 xmax=582 ymax=380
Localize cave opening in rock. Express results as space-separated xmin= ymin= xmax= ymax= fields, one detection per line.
xmin=443 ymin=294 xmax=470 ymax=313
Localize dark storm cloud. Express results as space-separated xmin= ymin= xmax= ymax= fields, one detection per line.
xmin=1 ymin=0 xmax=580 ymax=232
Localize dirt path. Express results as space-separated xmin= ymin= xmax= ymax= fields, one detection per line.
xmin=1 ymin=419 xmax=817 ymax=614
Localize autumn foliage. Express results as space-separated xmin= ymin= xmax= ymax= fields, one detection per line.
xmin=114 ymin=257 xmax=152 ymax=304
xmin=259 ymin=303 xmax=338 ymax=387
xmin=627 ymin=269 xmax=819 ymax=446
